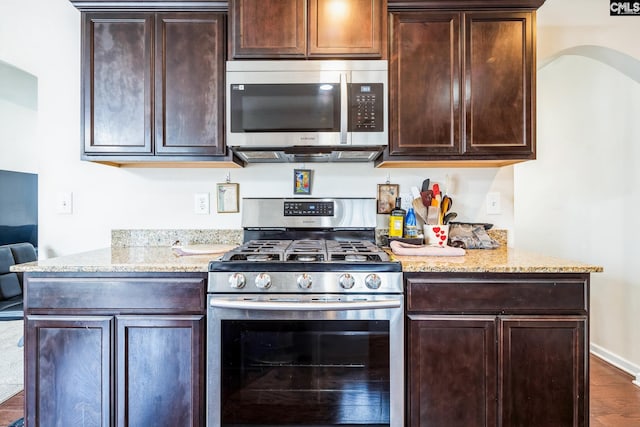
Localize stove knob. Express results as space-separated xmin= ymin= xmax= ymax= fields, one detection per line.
xmin=297 ymin=273 xmax=313 ymax=289
xmin=255 ymin=273 xmax=272 ymax=290
xmin=228 ymin=273 xmax=246 ymax=289
xmin=339 ymin=273 xmax=355 ymax=289
xmin=365 ymin=274 xmax=382 ymax=290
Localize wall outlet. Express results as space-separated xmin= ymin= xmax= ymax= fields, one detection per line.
xmin=194 ymin=193 xmax=210 ymax=214
xmin=56 ymin=192 xmax=73 ymax=214
xmin=486 ymin=192 xmax=501 ymax=215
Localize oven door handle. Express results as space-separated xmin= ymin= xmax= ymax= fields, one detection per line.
xmin=209 ymin=298 xmax=401 ymax=311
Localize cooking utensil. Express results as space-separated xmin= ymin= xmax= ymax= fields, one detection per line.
xmin=421 ymin=179 xmax=430 ymax=192
xmin=443 ymin=212 xmax=457 ymax=224
xmin=420 ymin=190 xmax=433 ymax=207
xmin=426 ymin=205 xmax=440 ymax=225
xmin=171 ymin=243 xmax=237 ymax=256
xmin=410 ymin=186 xmax=421 ymax=200
xmin=439 ymin=195 xmax=452 ymax=224
xmin=412 ymin=198 xmax=428 ymax=223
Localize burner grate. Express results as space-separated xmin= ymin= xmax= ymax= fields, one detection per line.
xmin=221 ymin=239 xmax=390 ymax=263
xmin=326 ymin=240 xmax=389 ymax=262
xmin=285 ymin=239 xmax=326 ymax=262
xmin=222 ymin=240 xmax=291 ymax=261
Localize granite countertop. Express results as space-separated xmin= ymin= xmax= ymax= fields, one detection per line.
xmin=11 ymin=245 xmax=603 ymax=274
xmin=11 ymin=247 xmax=217 ymax=273
xmin=392 ymin=246 xmax=602 ymax=273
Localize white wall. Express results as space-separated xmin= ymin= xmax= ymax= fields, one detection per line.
xmin=516 ymin=0 xmax=640 ymax=376
xmin=0 ymin=61 xmax=38 ymax=173
xmin=0 ymin=0 xmax=515 ymax=259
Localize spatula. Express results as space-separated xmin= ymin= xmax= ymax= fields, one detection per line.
xmin=412 ymin=198 xmax=428 ymax=224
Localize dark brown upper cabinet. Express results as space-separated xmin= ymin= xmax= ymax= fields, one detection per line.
xmin=230 ymin=0 xmax=306 ymax=58
xmin=229 ymin=0 xmax=386 ymax=59
xmin=81 ymin=12 xmax=239 ymax=167
xmin=379 ymin=9 xmax=535 ymax=167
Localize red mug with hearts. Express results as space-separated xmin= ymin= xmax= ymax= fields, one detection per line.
xmin=423 ymin=224 xmax=450 ymax=247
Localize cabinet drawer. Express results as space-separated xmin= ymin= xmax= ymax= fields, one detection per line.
xmin=26 ymin=276 xmax=205 ymax=313
xmin=407 ymin=278 xmax=587 ymax=314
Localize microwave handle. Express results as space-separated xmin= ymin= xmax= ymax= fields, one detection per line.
xmin=340 ymin=72 xmax=349 ymax=144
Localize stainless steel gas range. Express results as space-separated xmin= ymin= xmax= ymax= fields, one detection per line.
xmin=207 ymin=198 xmax=403 ymax=427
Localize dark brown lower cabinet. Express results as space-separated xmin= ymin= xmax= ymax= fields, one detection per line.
xmin=501 ymin=317 xmax=586 ymax=426
xmin=408 ymin=316 xmax=497 ymax=426
xmin=25 ymin=316 xmax=112 ymax=427
xmin=406 ymin=274 xmax=589 ymax=427
xmin=116 ymin=316 xmax=204 ymax=427
xmin=24 ymin=273 xmax=206 ymax=427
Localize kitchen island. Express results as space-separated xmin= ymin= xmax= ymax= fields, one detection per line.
xmin=13 ymin=245 xmax=601 ymax=427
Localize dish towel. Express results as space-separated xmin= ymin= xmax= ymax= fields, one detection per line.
xmin=390 ymin=240 xmax=466 ymax=256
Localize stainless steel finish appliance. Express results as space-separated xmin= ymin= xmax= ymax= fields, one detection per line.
xmin=207 ymin=198 xmax=403 ymax=427
xmin=226 ymin=61 xmax=388 ymax=163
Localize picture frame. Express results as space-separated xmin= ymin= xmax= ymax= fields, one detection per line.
xmin=293 ymin=169 xmax=312 ymax=195
xmin=377 ymin=183 xmax=399 ymax=214
xmin=216 ymin=183 xmax=239 ymax=213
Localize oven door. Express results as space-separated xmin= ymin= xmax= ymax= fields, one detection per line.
xmin=207 ymin=294 xmax=404 ymax=427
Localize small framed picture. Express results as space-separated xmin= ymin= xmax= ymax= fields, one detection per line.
xmin=293 ymin=169 xmax=312 ymax=195
xmin=216 ymin=183 xmax=239 ymax=213
xmin=377 ymin=183 xmax=399 ymax=214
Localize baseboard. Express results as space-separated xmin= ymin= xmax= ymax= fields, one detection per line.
xmin=590 ymin=343 xmax=640 ymax=388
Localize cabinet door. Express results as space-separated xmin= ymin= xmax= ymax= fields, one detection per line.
xmin=407 ymin=315 xmax=497 ymax=427
xmin=155 ymin=13 xmax=226 ymax=156
xmin=25 ymin=316 xmax=112 ymax=427
xmin=308 ymin=0 xmax=385 ymax=58
xmin=116 ymin=315 xmax=205 ymax=427
xmin=230 ymin=0 xmax=306 ymax=58
xmin=464 ymin=12 xmax=534 ymax=158
xmin=500 ymin=316 xmax=587 ymax=427
xmin=83 ymin=13 xmax=153 ymax=155
xmin=389 ymin=12 xmax=462 ymax=156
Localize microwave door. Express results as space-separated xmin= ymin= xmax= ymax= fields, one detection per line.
xmin=227 ymin=71 xmax=348 ymax=147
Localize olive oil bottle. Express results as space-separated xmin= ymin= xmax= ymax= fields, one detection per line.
xmin=388 ymin=197 xmax=406 ymax=237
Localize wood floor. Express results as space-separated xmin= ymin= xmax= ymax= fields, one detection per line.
xmin=590 ymin=355 xmax=640 ymax=426
xmin=1 ymin=355 xmax=639 ymax=427
xmin=0 ymin=390 xmax=21 ymax=427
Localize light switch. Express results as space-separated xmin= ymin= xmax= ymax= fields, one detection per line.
xmin=56 ymin=192 xmax=73 ymax=214
xmin=194 ymin=193 xmax=210 ymax=214
xmin=486 ymin=192 xmax=501 ymax=215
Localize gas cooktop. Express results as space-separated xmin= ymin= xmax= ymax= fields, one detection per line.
xmin=220 ymin=239 xmax=392 ymax=263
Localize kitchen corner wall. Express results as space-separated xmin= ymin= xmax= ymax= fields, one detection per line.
xmin=0 ymin=0 xmax=515 ymax=260
xmin=517 ymin=0 xmax=640 ymax=379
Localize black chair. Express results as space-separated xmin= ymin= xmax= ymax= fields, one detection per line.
xmin=0 ymin=243 xmax=37 ymax=347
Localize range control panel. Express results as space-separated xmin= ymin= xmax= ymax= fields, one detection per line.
xmin=284 ymin=201 xmax=334 ymax=216
xmin=348 ymin=83 xmax=384 ymax=132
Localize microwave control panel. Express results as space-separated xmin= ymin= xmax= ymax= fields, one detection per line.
xmin=348 ymin=83 xmax=384 ymax=132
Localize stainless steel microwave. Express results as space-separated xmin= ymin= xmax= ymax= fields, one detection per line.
xmin=226 ymin=60 xmax=388 ymax=163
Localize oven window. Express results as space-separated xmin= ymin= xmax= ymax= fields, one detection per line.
xmin=221 ymin=320 xmax=390 ymax=427
xmin=230 ymin=84 xmax=340 ymax=132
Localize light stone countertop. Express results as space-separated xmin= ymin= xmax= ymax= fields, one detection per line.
xmin=12 ymin=247 xmax=218 ymax=273
xmin=12 ymin=245 xmax=603 ymax=274
xmin=392 ymin=245 xmax=602 ymax=273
